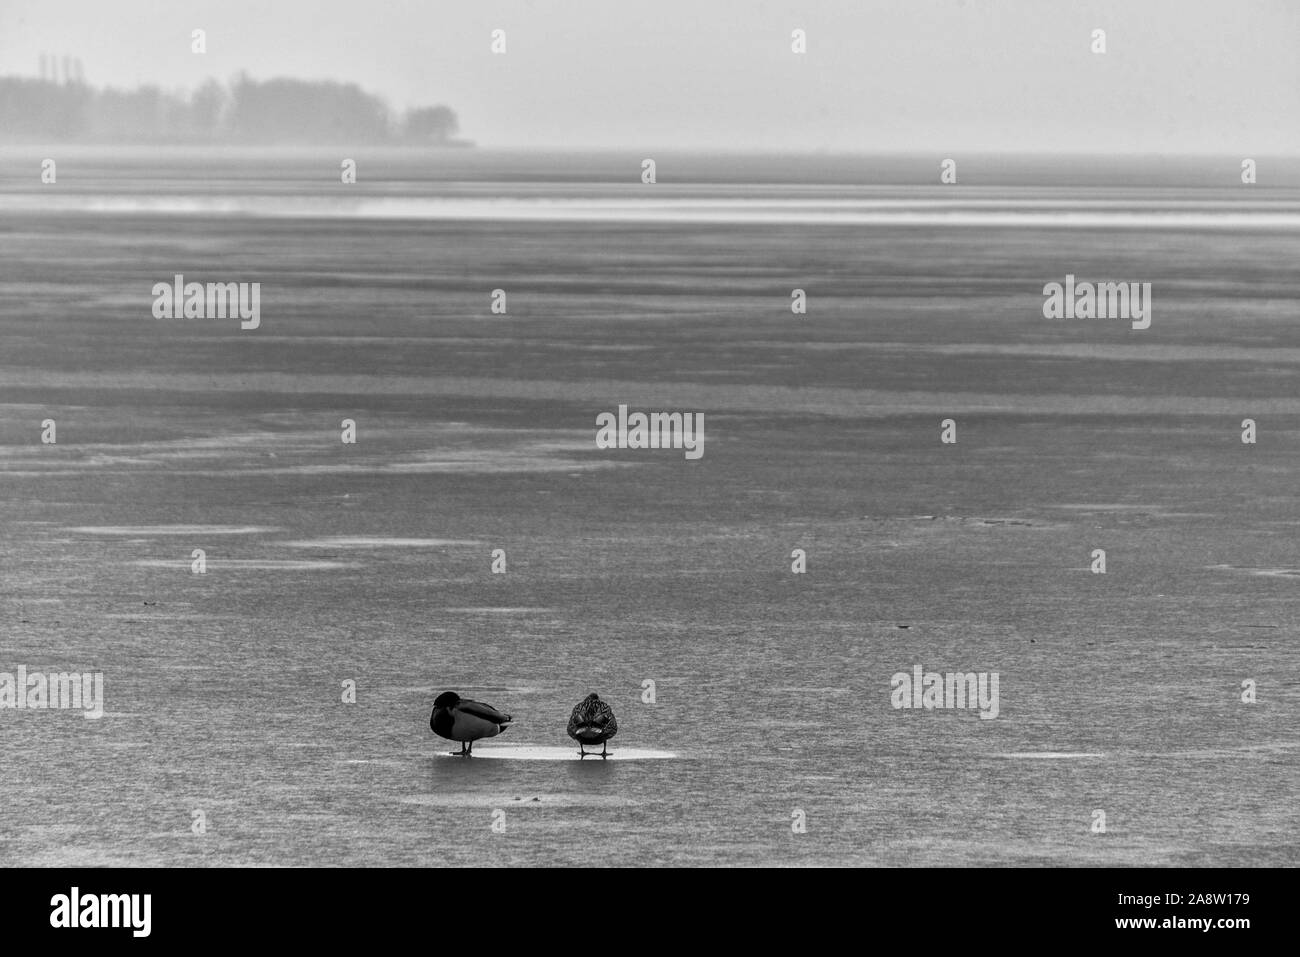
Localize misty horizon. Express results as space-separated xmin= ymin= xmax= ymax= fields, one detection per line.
xmin=0 ymin=72 xmax=466 ymax=146
xmin=1 ymin=0 xmax=1296 ymax=153
xmin=3 ymin=67 xmax=1298 ymax=173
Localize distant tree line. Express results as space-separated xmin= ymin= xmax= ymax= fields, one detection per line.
xmin=0 ymin=73 xmax=461 ymax=144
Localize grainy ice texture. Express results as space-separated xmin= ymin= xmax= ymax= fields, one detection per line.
xmin=0 ymin=151 xmax=1296 ymax=865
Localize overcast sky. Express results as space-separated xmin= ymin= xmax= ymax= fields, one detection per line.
xmin=1 ymin=0 xmax=1296 ymax=153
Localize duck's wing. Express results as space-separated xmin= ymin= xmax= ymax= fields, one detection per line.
xmin=594 ymin=699 xmax=617 ymax=736
xmin=460 ymin=699 xmax=511 ymax=724
xmin=567 ymin=702 xmax=585 ymax=736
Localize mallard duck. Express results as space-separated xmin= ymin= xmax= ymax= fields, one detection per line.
xmin=567 ymin=692 xmax=618 ymax=758
xmin=430 ymin=691 xmax=512 ymax=756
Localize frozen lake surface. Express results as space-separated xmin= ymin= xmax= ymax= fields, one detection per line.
xmin=1 ymin=151 xmax=1297 ymax=866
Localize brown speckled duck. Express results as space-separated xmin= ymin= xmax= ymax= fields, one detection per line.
xmin=567 ymin=692 xmax=618 ymax=758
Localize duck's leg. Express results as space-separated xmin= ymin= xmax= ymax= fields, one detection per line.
xmin=451 ymin=742 xmax=466 ymax=756
xmin=466 ymin=740 xmax=474 ymax=757
xmin=578 ymin=743 xmax=587 ymax=758
xmin=601 ymin=741 xmax=608 ymax=759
